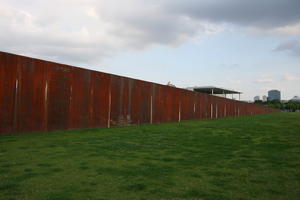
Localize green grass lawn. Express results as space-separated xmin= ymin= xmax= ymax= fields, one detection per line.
xmin=0 ymin=113 xmax=299 ymax=200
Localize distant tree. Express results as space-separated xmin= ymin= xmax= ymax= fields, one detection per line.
xmin=253 ymin=99 xmax=300 ymax=112
xmin=254 ymin=100 xmax=263 ymax=104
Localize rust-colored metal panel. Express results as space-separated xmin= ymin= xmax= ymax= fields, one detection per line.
xmin=201 ymin=94 xmax=208 ymax=119
xmin=0 ymin=52 xmax=281 ymax=134
xmin=140 ymin=81 xmax=152 ymax=124
xmin=46 ymin=63 xmax=72 ymax=131
xmin=212 ymin=96 xmax=217 ymax=119
xmin=153 ymin=84 xmax=176 ymax=123
xmin=160 ymin=86 xmax=169 ymax=122
xmin=69 ymin=67 xmax=91 ymax=129
xmin=152 ymin=84 xmax=164 ymax=123
xmin=110 ymin=75 xmax=131 ymax=126
xmin=165 ymin=86 xmax=179 ymax=122
xmin=0 ymin=53 xmax=18 ymax=134
xmin=228 ymin=99 xmax=234 ymax=117
xmin=130 ymin=79 xmax=142 ymax=125
xmin=198 ymin=93 xmax=205 ymax=120
xmin=195 ymin=93 xmax=203 ymax=120
xmin=16 ymin=57 xmax=47 ymax=133
xmin=130 ymin=80 xmax=152 ymax=125
xmin=170 ymin=87 xmax=180 ymax=122
xmin=216 ymin=97 xmax=222 ymax=118
xmin=180 ymin=90 xmax=194 ymax=121
xmin=90 ymin=71 xmax=111 ymax=128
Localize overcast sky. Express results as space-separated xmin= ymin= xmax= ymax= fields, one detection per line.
xmin=1 ymin=0 xmax=299 ymax=100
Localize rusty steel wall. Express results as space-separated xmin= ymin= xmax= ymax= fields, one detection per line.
xmin=0 ymin=51 xmax=280 ymax=135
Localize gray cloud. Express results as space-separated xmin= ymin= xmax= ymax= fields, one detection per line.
xmin=166 ymin=0 xmax=300 ymax=28
xmin=274 ymin=40 xmax=300 ymax=56
xmin=0 ymin=0 xmax=299 ymax=65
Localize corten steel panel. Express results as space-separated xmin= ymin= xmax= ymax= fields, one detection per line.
xmin=225 ymin=99 xmax=230 ymax=117
xmin=195 ymin=93 xmax=202 ymax=120
xmin=0 ymin=52 xmax=281 ymax=134
xmin=202 ymin=94 xmax=209 ymax=119
xmin=69 ymin=67 xmax=91 ymax=129
xmin=212 ymin=96 xmax=218 ymax=119
xmin=193 ymin=93 xmax=199 ymax=120
xmin=130 ymin=80 xmax=151 ymax=125
xmin=0 ymin=53 xmax=18 ymax=134
xmin=196 ymin=93 xmax=202 ymax=119
xmin=179 ymin=90 xmax=186 ymax=121
xmin=223 ymin=100 xmax=228 ymax=117
xmin=130 ymin=80 xmax=142 ymax=125
xmin=90 ymin=71 xmax=111 ymax=128
xmin=242 ymin=103 xmax=247 ymax=116
xmin=164 ymin=86 xmax=174 ymax=122
xmin=190 ymin=92 xmax=197 ymax=120
xmin=47 ymin=63 xmax=72 ymax=131
xmin=16 ymin=57 xmax=47 ymax=133
xmin=163 ymin=85 xmax=172 ymax=122
xmin=205 ymin=94 xmax=211 ymax=119
xmin=207 ymin=95 xmax=212 ymax=117
xmin=198 ymin=93 xmax=206 ymax=120
xmin=153 ymin=84 xmax=175 ymax=123
xmin=221 ymin=98 xmax=227 ymax=118
xmin=205 ymin=94 xmax=212 ymax=119
xmin=228 ymin=100 xmax=234 ymax=117
xmin=236 ymin=101 xmax=240 ymax=116
xmin=224 ymin=98 xmax=230 ymax=117
xmin=216 ymin=97 xmax=222 ymax=118
xmin=187 ymin=92 xmax=193 ymax=120
xmin=152 ymin=84 xmax=165 ymax=123
xmin=214 ymin=97 xmax=220 ymax=118
xmin=239 ymin=102 xmax=244 ymax=116
xmin=110 ymin=75 xmax=131 ymax=126
xmin=193 ymin=92 xmax=200 ymax=120
xmin=151 ymin=84 xmax=160 ymax=123
xmin=140 ymin=81 xmax=152 ymax=124
xmin=170 ymin=87 xmax=180 ymax=122
xmin=216 ymin=97 xmax=223 ymax=118
xmin=180 ymin=90 xmax=194 ymax=121
xmin=160 ymin=85 xmax=170 ymax=123
xmin=210 ymin=96 xmax=215 ymax=119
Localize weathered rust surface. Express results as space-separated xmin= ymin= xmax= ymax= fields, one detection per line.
xmin=0 ymin=53 xmax=18 ymax=134
xmin=130 ymin=80 xmax=152 ymax=125
xmin=69 ymin=67 xmax=91 ymax=129
xmin=0 ymin=51 xmax=280 ymax=135
xmin=16 ymin=57 xmax=47 ymax=133
xmin=90 ymin=71 xmax=110 ymax=128
xmin=46 ymin=63 xmax=72 ymax=131
xmin=110 ymin=75 xmax=132 ymax=127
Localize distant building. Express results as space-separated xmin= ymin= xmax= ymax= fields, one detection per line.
xmin=268 ymin=90 xmax=281 ymax=101
xmin=254 ymin=96 xmax=260 ymax=101
xmin=187 ymin=86 xmax=242 ymax=100
xmin=262 ymin=95 xmax=267 ymax=102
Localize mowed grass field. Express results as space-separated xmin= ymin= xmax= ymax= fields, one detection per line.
xmin=0 ymin=113 xmax=300 ymax=200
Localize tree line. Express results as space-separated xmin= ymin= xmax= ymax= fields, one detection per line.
xmin=254 ymin=100 xmax=300 ymax=111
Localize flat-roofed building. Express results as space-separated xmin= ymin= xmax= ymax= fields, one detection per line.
xmin=268 ymin=90 xmax=281 ymax=101
xmin=188 ymin=86 xmax=242 ymax=100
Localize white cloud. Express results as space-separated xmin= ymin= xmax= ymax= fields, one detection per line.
xmin=282 ymin=74 xmax=300 ymax=81
xmin=226 ymin=78 xmax=241 ymax=84
xmin=0 ymin=0 xmax=299 ymax=65
xmin=0 ymin=0 xmax=222 ymax=65
xmin=255 ymin=78 xmax=274 ymax=83
xmin=269 ymin=23 xmax=300 ymax=35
